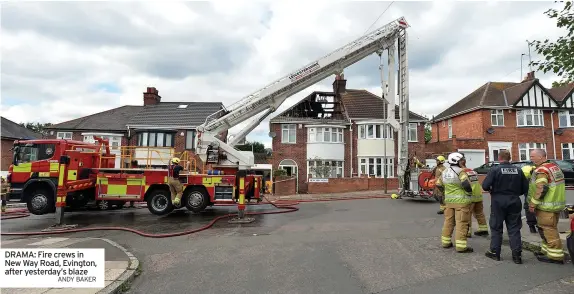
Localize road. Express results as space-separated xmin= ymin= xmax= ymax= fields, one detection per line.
xmin=2 ymin=192 xmax=574 ymax=294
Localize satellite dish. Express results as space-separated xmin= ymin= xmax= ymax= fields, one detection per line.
xmin=555 ymin=129 xmax=564 ymax=135
xmin=269 ymin=132 xmax=276 ymax=138
xmin=486 ymin=127 xmax=495 ymax=134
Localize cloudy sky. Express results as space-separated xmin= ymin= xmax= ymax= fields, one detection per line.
xmin=0 ymin=1 xmax=566 ymax=147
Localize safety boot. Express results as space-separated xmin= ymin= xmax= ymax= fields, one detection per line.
xmin=529 ymin=225 xmax=537 ymax=234
xmin=485 ymin=250 xmax=500 ymax=261
xmin=172 ymin=197 xmax=181 ymax=207
xmin=442 ymin=243 xmax=453 ymax=249
xmin=437 ymin=210 xmax=444 ymax=215
xmin=457 ymin=247 xmax=474 ymax=253
xmin=512 ymin=252 xmax=522 ymax=264
xmin=536 ymin=255 xmax=564 ymax=264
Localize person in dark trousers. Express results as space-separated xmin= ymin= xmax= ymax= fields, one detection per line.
xmin=481 ymin=150 xmax=529 ymax=264
xmin=521 ymin=165 xmax=538 ymax=233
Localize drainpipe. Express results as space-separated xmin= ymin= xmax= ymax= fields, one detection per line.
xmin=349 ymin=119 xmax=353 ymax=177
xmin=551 ymin=111 xmax=557 ymax=159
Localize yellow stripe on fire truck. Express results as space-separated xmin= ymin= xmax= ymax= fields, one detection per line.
xmin=202 ymin=177 xmax=223 ymax=187
xmin=13 ymin=163 xmax=32 ymax=173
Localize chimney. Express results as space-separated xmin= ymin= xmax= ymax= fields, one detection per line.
xmin=523 ymin=71 xmax=535 ymax=82
xmin=332 ymin=73 xmax=347 ymax=95
xmin=143 ymin=87 xmax=161 ymax=106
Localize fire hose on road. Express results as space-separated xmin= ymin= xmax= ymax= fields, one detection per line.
xmin=0 ymin=195 xmax=390 ymax=238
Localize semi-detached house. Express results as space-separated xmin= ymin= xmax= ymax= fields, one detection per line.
xmin=270 ymin=76 xmax=428 ymax=194
xmin=428 ymin=72 xmax=574 ymax=168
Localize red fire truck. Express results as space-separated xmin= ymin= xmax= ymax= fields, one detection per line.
xmin=7 ymin=137 xmax=263 ymax=217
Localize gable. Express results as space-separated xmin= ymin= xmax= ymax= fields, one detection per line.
xmin=514 ymin=83 xmax=558 ymax=108
xmin=563 ymin=94 xmax=574 ymax=109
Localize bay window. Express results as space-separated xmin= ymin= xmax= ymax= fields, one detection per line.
xmin=517 ymin=109 xmax=544 ymax=127
xmin=518 ymin=143 xmax=547 ymax=161
xmin=562 ymin=143 xmax=574 ymax=160
xmin=358 ymin=124 xmax=393 ymax=139
xmin=308 ymin=127 xmax=344 ymax=143
xmin=558 ymin=110 xmax=574 ymax=128
xmin=358 ymin=157 xmax=395 ymax=177
xmin=137 ymin=131 xmax=174 ymax=147
xmin=308 ymin=160 xmax=343 ymax=178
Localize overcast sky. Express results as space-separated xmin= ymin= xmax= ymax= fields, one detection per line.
xmin=0 ymin=1 xmax=566 ymax=147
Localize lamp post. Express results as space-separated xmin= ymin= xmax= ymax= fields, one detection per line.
xmin=383 ymin=119 xmax=388 ymax=193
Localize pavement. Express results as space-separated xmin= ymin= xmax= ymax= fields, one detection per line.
xmin=0 ymin=237 xmax=139 ymax=294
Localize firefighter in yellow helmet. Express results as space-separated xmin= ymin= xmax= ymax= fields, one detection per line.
xmin=433 ymin=155 xmax=447 ymax=214
xmin=168 ymin=157 xmax=184 ymax=207
xmin=521 ymin=165 xmax=538 ymax=233
xmin=436 ymin=152 xmax=474 ymax=253
xmin=1 ymin=176 xmax=8 ymax=213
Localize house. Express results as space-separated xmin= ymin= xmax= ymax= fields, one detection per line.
xmin=1 ymin=117 xmax=42 ymax=173
xmin=269 ymin=76 xmax=429 ymax=194
xmin=45 ymin=87 xmax=226 ymax=169
xmin=428 ymin=72 xmax=574 ymax=168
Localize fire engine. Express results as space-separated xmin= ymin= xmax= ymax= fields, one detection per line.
xmin=7 ymin=16 xmax=413 ymax=224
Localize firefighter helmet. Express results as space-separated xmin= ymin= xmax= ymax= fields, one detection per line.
xmin=391 ymin=193 xmax=399 ymax=199
xmin=521 ymin=165 xmax=534 ymax=180
xmin=436 ymin=155 xmax=446 ymax=163
xmin=447 ymin=152 xmax=464 ymax=165
xmin=171 ymin=157 xmax=180 ymax=164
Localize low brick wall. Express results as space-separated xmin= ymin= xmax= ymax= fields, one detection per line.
xmin=308 ymin=178 xmax=399 ymax=194
xmin=274 ymin=176 xmax=297 ymax=196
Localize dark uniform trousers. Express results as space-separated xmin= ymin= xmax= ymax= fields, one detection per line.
xmin=490 ymin=194 xmax=523 ymax=254
xmin=523 ymin=197 xmax=537 ymax=227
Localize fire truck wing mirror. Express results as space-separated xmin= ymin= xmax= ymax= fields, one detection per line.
xmin=59 ymin=155 xmax=70 ymax=165
xmin=12 ymin=145 xmax=20 ymax=166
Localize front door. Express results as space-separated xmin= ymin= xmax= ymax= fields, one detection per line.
xmin=488 ymin=142 xmax=512 ymax=161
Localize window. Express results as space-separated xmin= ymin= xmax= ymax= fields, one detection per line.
xmin=83 ymin=135 xmax=122 ymax=151
xmin=408 ymin=123 xmax=418 ymax=142
xmin=447 ymin=119 xmax=452 ymax=138
xmin=56 ymin=132 xmax=72 ymax=139
xmin=281 ymin=124 xmax=296 ymax=143
xmin=359 ymin=157 xmax=394 ymax=178
xmin=562 ymin=143 xmax=574 ymax=160
xmin=558 ymin=110 xmax=574 ymax=128
xmin=308 ymin=160 xmax=343 ymax=178
xmin=185 ymin=130 xmax=196 ymax=150
xmin=518 ymin=143 xmax=547 ymax=161
xmin=491 ymin=109 xmax=504 ymax=126
xmin=517 ymin=109 xmax=544 ymax=127
xmin=307 ymin=127 xmax=344 ymax=143
xmin=358 ymin=124 xmax=393 ymax=139
xmin=15 ymin=143 xmax=55 ymax=163
xmin=137 ymin=131 xmax=174 ymax=147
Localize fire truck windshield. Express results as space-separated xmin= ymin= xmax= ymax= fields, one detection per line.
xmin=12 ymin=143 xmax=55 ymax=165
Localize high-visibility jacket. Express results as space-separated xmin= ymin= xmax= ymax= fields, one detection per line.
xmin=528 ymin=161 xmax=566 ymax=213
xmin=463 ymin=168 xmax=483 ymax=202
xmin=439 ymin=166 xmax=471 ymax=205
xmin=432 ymin=164 xmax=447 ymax=196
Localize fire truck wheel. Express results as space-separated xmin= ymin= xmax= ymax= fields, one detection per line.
xmin=96 ymin=200 xmax=113 ymax=210
xmin=184 ymin=187 xmax=209 ymax=213
xmin=26 ymin=188 xmax=55 ymax=215
xmin=147 ymin=189 xmax=174 ymax=216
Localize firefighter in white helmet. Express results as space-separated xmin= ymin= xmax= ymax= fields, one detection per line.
xmin=169 ymin=158 xmax=184 ymax=207
xmin=436 ymin=152 xmax=474 ymax=253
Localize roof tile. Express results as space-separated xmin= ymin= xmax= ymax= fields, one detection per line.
xmin=336 ymin=89 xmax=428 ymax=121
xmin=548 ymin=83 xmax=574 ymax=102
xmin=1 ymin=117 xmax=42 ymax=139
xmin=127 ymin=102 xmax=223 ymax=128
xmin=47 ymin=105 xmax=143 ymax=131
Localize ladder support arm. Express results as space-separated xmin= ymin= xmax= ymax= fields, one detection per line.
xmin=229 ymin=108 xmax=274 ymax=147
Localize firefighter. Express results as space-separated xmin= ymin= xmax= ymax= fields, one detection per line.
xmin=521 ymin=164 xmax=538 ymax=233
xmin=481 ymin=150 xmax=528 ymax=263
xmin=436 ymin=152 xmax=474 ymax=253
xmin=459 ymin=157 xmax=489 ymax=237
xmin=1 ymin=176 xmax=8 ymax=213
xmin=527 ymin=149 xmax=566 ymax=264
xmin=432 ymin=155 xmax=447 ymax=214
xmin=168 ymin=157 xmax=184 ymax=207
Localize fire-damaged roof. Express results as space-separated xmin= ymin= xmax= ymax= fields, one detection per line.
xmin=432 ymin=76 xmax=574 ymax=122
xmin=1 ymin=117 xmax=42 ymax=140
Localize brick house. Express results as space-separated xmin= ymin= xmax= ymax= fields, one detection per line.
xmin=269 ymin=76 xmax=428 ymax=193
xmin=428 ymin=72 xmax=574 ymax=168
xmin=1 ymin=117 xmax=43 ymax=174
xmin=45 ymin=87 xmax=227 ymax=169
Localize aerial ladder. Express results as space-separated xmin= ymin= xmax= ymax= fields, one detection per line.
xmin=196 ymin=16 xmax=411 ymax=188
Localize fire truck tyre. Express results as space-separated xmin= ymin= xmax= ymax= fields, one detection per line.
xmin=147 ymin=190 xmax=174 ymax=216
xmin=185 ymin=188 xmax=209 ymax=213
xmin=27 ymin=188 xmax=55 ymax=215
xmin=96 ymin=200 xmax=113 ymax=210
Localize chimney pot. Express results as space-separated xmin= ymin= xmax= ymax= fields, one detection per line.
xmin=143 ymin=86 xmax=161 ymax=106
xmin=523 ymin=71 xmax=535 ymax=82
xmin=332 ymin=75 xmax=347 ymax=94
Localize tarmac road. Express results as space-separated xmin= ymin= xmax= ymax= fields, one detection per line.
xmin=2 ymin=193 xmax=574 ymax=294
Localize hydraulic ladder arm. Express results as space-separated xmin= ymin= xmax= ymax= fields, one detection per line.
xmin=196 ymin=17 xmax=410 ymax=170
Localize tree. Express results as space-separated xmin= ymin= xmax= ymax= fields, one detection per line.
xmin=235 ymin=141 xmax=266 ymax=153
xmin=530 ymin=1 xmax=573 ymax=86
xmin=424 ymin=123 xmax=432 ymax=143
xmin=19 ymin=122 xmax=53 ymax=137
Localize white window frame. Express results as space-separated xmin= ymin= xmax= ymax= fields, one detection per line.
xmin=358 ymin=124 xmax=393 ymax=140
xmin=516 ymin=109 xmax=544 ymax=127
xmin=56 ymin=132 xmax=72 ymax=140
xmin=408 ymin=123 xmax=418 ymax=142
xmin=447 ymin=119 xmax=452 ymax=138
xmin=518 ymin=143 xmax=547 ymax=161
xmin=185 ymin=130 xmax=196 ymax=150
xmin=562 ymin=143 xmax=574 ymax=160
xmin=358 ymin=157 xmax=395 ymax=178
xmin=558 ymin=110 xmax=574 ymax=128
xmin=308 ymin=127 xmax=344 ymax=143
xmin=281 ymin=124 xmax=296 ymax=144
xmin=307 ymin=160 xmax=344 ymax=178
xmin=490 ymin=109 xmax=504 ymax=126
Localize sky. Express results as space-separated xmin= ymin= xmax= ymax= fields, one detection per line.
xmin=0 ymin=1 xmax=567 ymax=148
